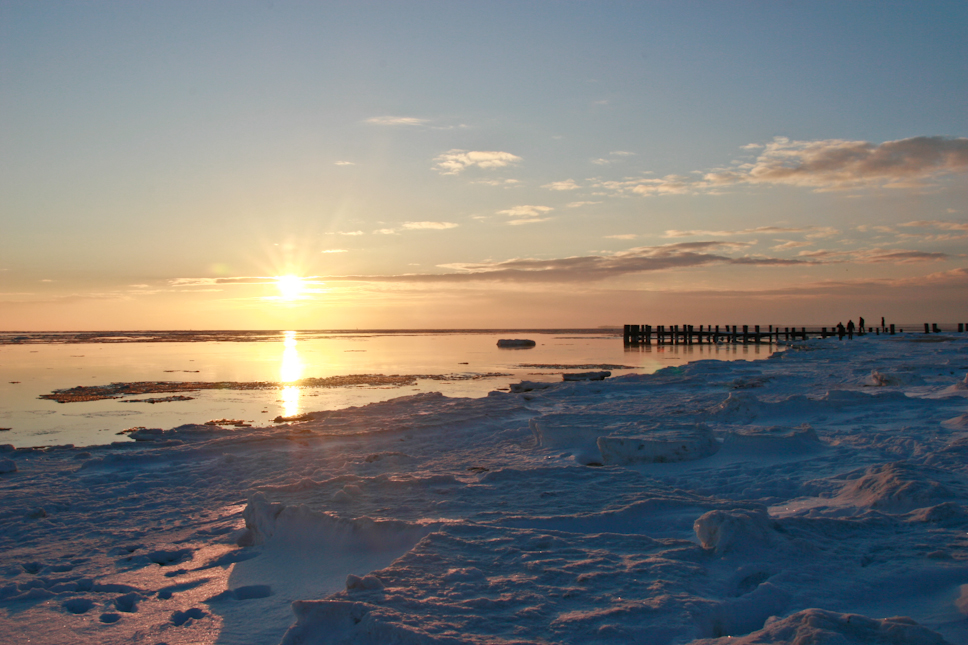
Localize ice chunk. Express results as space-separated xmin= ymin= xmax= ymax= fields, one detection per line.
xmin=597 ymin=424 xmax=718 ymax=465
xmin=722 ymin=425 xmax=824 ymax=456
xmin=562 ymin=371 xmax=610 ymax=381
xmin=497 ymin=339 xmax=536 ymax=348
xmin=694 ymin=508 xmax=776 ymax=555
xmin=239 ymin=492 xmax=436 ymax=548
xmin=510 ymin=380 xmax=557 ymax=393
xmin=345 ymin=574 xmax=384 ymax=591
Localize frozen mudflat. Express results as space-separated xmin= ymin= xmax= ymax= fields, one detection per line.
xmin=2 ymin=335 xmax=968 ymax=644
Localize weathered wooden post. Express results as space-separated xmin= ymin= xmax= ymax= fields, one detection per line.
xmin=924 ymin=323 xmax=930 ymax=334
xmin=890 ymin=324 xmax=896 ymax=335
xmin=959 ymin=323 xmax=964 ymax=333
xmin=932 ymin=323 xmax=940 ymax=333
xmin=742 ymin=325 xmax=749 ymax=344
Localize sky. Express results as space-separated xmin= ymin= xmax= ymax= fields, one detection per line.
xmin=1 ymin=1 xmax=967 ymax=330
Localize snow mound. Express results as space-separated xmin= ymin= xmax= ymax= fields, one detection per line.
xmin=836 ymin=463 xmax=954 ymax=514
xmin=597 ymin=424 xmax=718 ymax=465
xmin=530 ymin=414 xmax=715 ymax=465
xmin=692 ymin=608 xmax=950 ymax=644
xmin=694 ymin=508 xmax=777 ymax=555
xmin=710 ymin=391 xmax=765 ymax=421
xmin=941 ymin=414 xmax=968 ymax=429
xmin=0 ymin=458 xmax=16 ymax=474
xmin=710 ymin=390 xmax=911 ymax=423
xmin=281 ymin=601 xmax=438 ymax=645
xmin=904 ymin=502 xmax=968 ymax=526
xmin=238 ymin=492 xmax=437 ymax=548
xmin=865 ymin=369 xmax=926 ymax=387
xmin=911 ymin=373 xmax=968 ymax=399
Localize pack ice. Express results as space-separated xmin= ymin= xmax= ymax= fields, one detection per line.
xmin=2 ymin=335 xmax=968 ymax=644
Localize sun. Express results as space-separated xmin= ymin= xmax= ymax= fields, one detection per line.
xmin=276 ymin=275 xmax=305 ymax=301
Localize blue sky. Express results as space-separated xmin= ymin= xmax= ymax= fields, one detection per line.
xmin=1 ymin=1 xmax=966 ymax=329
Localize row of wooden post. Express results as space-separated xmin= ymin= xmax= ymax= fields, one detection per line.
xmin=623 ymin=324 xmax=802 ymax=345
xmin=624 ymin=323 xmax=967 ymax=345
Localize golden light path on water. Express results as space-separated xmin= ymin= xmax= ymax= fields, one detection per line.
xmin=280 ymin=330 xmax=303 ymax=417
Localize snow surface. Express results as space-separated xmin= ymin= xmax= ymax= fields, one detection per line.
xmin=2 ymin=335 xmax=968 ymax=644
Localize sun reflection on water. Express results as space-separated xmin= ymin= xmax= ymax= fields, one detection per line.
xmin=280 ymin=331 xmax=302 ymax=417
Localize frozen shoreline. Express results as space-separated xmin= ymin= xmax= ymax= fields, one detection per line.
xmin=2 ymin=335 xmax=967 ymax=644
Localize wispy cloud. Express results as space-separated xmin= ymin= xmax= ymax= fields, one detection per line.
xmin=900 ymin=219 xmax=968 ymax=232
xmin=664 ymin=226 xmax=838 ymax=238
xmin=171 ymin=277 xmax=275 ymax=287
xmin=316 ymin=241 xmax=806 ymax=284
xmin=473 ymin=178 xmax=520 ymax=187
xmin=334 ymin=161 xmax=356 ymax=166
xmin=771 ymin=241 xmax=814 ymax=251
xmin=566 ymin=201 xmax=601 ymax=208
xmin=706 ymin=136 xmax=968 ymax=191
xmin=401 ymin=221 xmax=459 ymax=230
xmin=605 ymin=234 xmax=638 ymax=240
xmin=508 ymin=218 xmax=553 ymax=226
xmin=321 ymin=249 xmax=348 ymax=254
xmin=797 ymin=248 xmax=948 ymax=263
xmin=542 ymin=179 xmax=580 ymax=191
xmin=373 ymin=222 xmax=459 ymax=235
xmin=497 ymin=205 xmax=553 ymax=218
xmin=328 ymin=230 xmax=364 ymax=236
xmin=595 ymin=174 xmax=692 ymax=196
xmin=433 ymin=150 xmax=521 ymax=175
xmin=497 ymin=205 xmax=553 ymax=225
xmin=594 ymin=136 xmax=968 ymax=197
xmin=366 ymin=116 xmax=429 ymax=126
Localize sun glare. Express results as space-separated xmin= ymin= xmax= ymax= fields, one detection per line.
xmin=276 ymin=275 xmax=305 ymax=300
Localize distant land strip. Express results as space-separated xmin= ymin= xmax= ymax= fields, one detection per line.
xmin=39 ymin=373 xmax=512 ymax=403
xmin=0 ymin=329 xmax=622 ymax=345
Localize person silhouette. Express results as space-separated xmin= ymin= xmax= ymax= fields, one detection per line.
xmin=837 ymin=322 xmax=845 ymax=339
xmin=846 ymin=320 xmax=855 ymax=339
xmin=858 ymin=317 xmax=865 ymax=334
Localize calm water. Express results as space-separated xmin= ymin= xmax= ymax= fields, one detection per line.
xmin=0 ymin=331 xmax=775 ymax=447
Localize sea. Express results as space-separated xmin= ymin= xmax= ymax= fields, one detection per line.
xmin=0 ymin=330 xmax=777 ymax=448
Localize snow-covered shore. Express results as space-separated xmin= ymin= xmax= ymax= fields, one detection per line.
xmin=2 ymin=335 xmax=968 ymax=644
